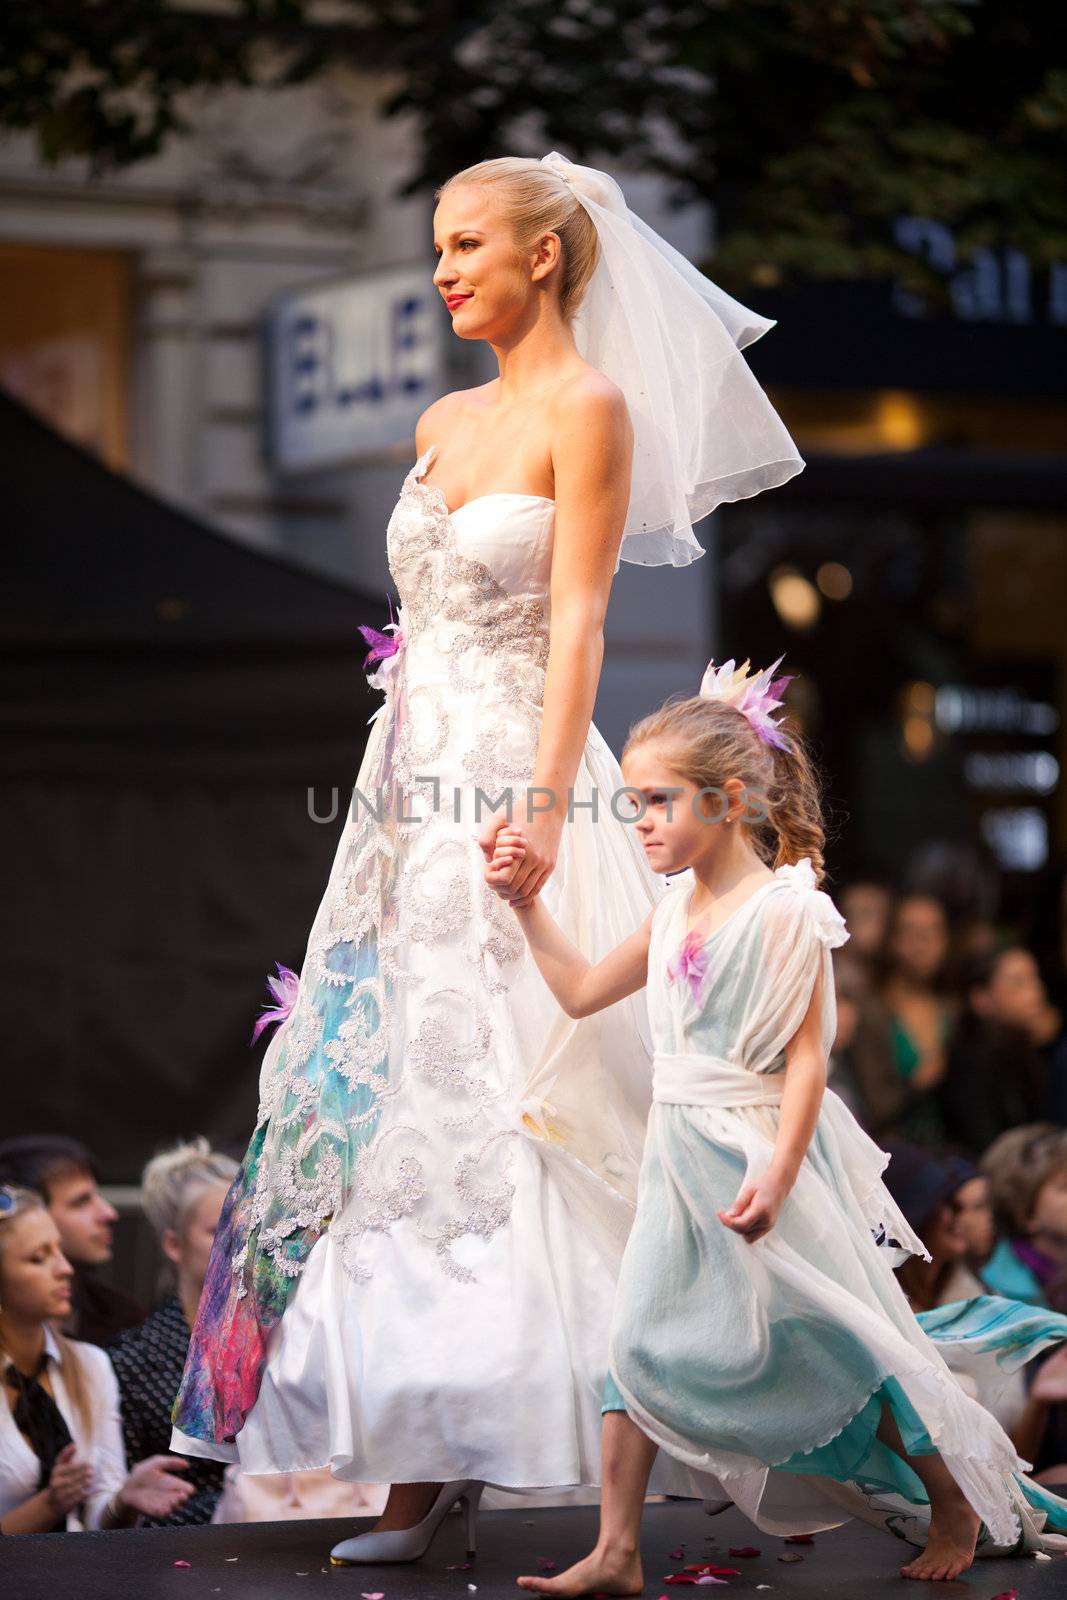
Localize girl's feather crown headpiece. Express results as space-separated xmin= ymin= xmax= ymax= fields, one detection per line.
xmin=698 ymin=655 xmax=794 ymax=751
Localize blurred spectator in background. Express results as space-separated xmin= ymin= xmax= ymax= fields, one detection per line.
xmin=1029 ymin=859 xmax=1067 ymax=1016
xmin=982 ymin=1126 xmax=1067 ymax=1311
xmin=883 ymin=1145 xmax=1067 ymax=1479
xmin=108 ymin=1139 xmax=237 ymax=1527
xmin=905 ymin=841 xmax=1002 ymax=982
xmin=955 ymin=1168 xmax=997 ymax=1280
xmin=0 ymin=1185 xmax=192 ymax=1533
xmin=882 ymin=1144 xmax=984 ymax=1312
xmin=829 ymin=947 xmax=909 ymax=1134
xmin=877 ymin=894 xmax=957 ymax=1145
xmin=939 ymin=949 xmax=1049 ymax=1156
xmin=1027 ymin=860 xmax=1067 ymax=1125
xmin=980 ymin=1126 xmax=1067 ymax=1481
xmin=0 ymin=1137 xmax=144 ymax=1348
xmin=840 ymin=876 xmax=895 ymax=976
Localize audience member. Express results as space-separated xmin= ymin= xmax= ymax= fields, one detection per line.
xmin=829 ymin=948 xmax=911 ymax=1134
xmin=939 ymin=949 xmax=1049 ymax=1156
xmin=839 ymin=877 xmax=894 ymax=973
xmin=877 ymin=893 xmax=957 ymax=1144
xmin=108 ymin=1139 xmax=237 ymax=1527
xmin=884 ymin=1145 xmax=1067 ymax=1478
xmin=881 ymin=1144 xmax=985 ymax=1311
xmin=954 ymin=1168 xmax=997 ymax=1277
xmin=0 ymin=1186 xmax=192 ymax=1533
xmin=982 ymin=1126 xmax=1067 ymax=1311
xmin=980 ymin=1126 xmax=1067 ymax=1482
xmin=0 ymin=1137 xmax=144 ymax=1348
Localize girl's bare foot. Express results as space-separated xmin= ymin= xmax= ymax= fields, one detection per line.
xmin=899 ymin=1492 xmax=980 ymax=1582
xmin=517 ymin=1545 xmax=643 ymax=1597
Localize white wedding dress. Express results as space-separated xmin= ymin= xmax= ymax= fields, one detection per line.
xmin=171 ymin=443 xmax=693 ymax=1494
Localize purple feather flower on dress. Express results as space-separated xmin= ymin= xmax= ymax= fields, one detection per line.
xmin=358 ymin=595 xmax=405 ymax=693
xmin=251 ymin=961 xmax=300 ymax=1045
xmin=666 ymin=930 xmax=710 ymax=1004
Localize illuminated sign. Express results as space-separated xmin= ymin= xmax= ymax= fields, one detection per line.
xmin=266 ymin=263 xmax=445 ymax=471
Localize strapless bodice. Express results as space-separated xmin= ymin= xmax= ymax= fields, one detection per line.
xmin=382 ymin=446 xmax=557 ymax=805
xmin=387 ymin=444 xmax=556 ymax=639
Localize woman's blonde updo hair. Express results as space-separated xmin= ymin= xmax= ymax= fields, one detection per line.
xmin=435 ymin=157 xmax=601 ymax=323
xmin=622 ymin=692 xmax=827 ymax=885
xmin=141 ymin=1137 xmax=238 ymax=1243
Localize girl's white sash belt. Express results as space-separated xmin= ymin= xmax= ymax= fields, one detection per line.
xmin=652 ymin=1052 xmax=784 ymax=1108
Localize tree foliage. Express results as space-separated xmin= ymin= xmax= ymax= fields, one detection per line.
xmin=1 ymin=1 xmax=1063 ymax=289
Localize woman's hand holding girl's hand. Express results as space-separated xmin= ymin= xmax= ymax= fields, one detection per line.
xmin=718 ymin=1170 xmax=792 ymax=1244
xmin=117 ymin=1455 xmax=194 ymax=1518
xmin=478 ymin=806 xmax=559 ymax=907
xmin=482 ymin=827 xmax=542 ymax=908
xmin=46 ymin=1443 xmax=93 ymax=1516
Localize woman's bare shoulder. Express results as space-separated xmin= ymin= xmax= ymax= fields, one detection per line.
xmin=415 ymin=383 xmax=495 ymax=454
xmin=550 ymin=366 xmax=632 ymax=449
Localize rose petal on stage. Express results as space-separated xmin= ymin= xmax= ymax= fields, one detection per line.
xmin=784 ymin=1535 xmax=814 ymax=1545
xmin=173 ymin=1560 xmax=191 ymax=1567
xmin=669 ymin=1548 xmax=686 ymax=1560
xmin=362 ymin=1591 xmax=385 ymax=1597
xmin=990 ymin=1592 xmax=1018 ymax=1599
xmin=538 ymin=1562 xmax=558 ymax=1572
xmin=728 ymin=1547 xmax=760 ymax=1557
xmin=665 ymin=1572 xmax=739 ymax=1584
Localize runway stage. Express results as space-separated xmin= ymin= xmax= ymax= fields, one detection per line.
xmin=2 ymin=1499 xmax=1064 ymax=1600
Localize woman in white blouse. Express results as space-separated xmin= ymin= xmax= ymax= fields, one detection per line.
xmin=0 ymin=1184 xmax=193 ymax=1534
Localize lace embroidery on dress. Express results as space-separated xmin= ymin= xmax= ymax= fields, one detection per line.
xmin=216 ymin=447 xmax=558 ymax=1332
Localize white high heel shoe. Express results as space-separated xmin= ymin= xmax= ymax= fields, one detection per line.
xmin=329 ymin=1480 xmax=484 ymax=1566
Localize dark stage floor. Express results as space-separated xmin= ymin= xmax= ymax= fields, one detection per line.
xmin=2 ymin=1499 xmax=1063 ymax=1600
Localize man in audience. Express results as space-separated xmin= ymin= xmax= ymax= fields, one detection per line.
xmin=0 ymin=1136 xmax=144 ymax=1347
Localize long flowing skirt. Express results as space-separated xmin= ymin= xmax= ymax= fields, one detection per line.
xmin=608 ymin=1098 xmax=1067 ymax=1553
xmin=171 ymin=688 xmax=694 ymax=1494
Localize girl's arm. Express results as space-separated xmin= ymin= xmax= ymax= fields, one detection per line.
xmin=488 ymin=833 xmax=652 ymax=1018
xmin=720 ymin=965 xmax=828 ymax=1243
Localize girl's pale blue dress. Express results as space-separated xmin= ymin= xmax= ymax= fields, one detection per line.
xmin=604 ymin=860 xmax=1067 ymax=1557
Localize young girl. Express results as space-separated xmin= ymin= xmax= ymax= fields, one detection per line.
xmin=485 ymin=657 xmax=1067 ymax=1588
